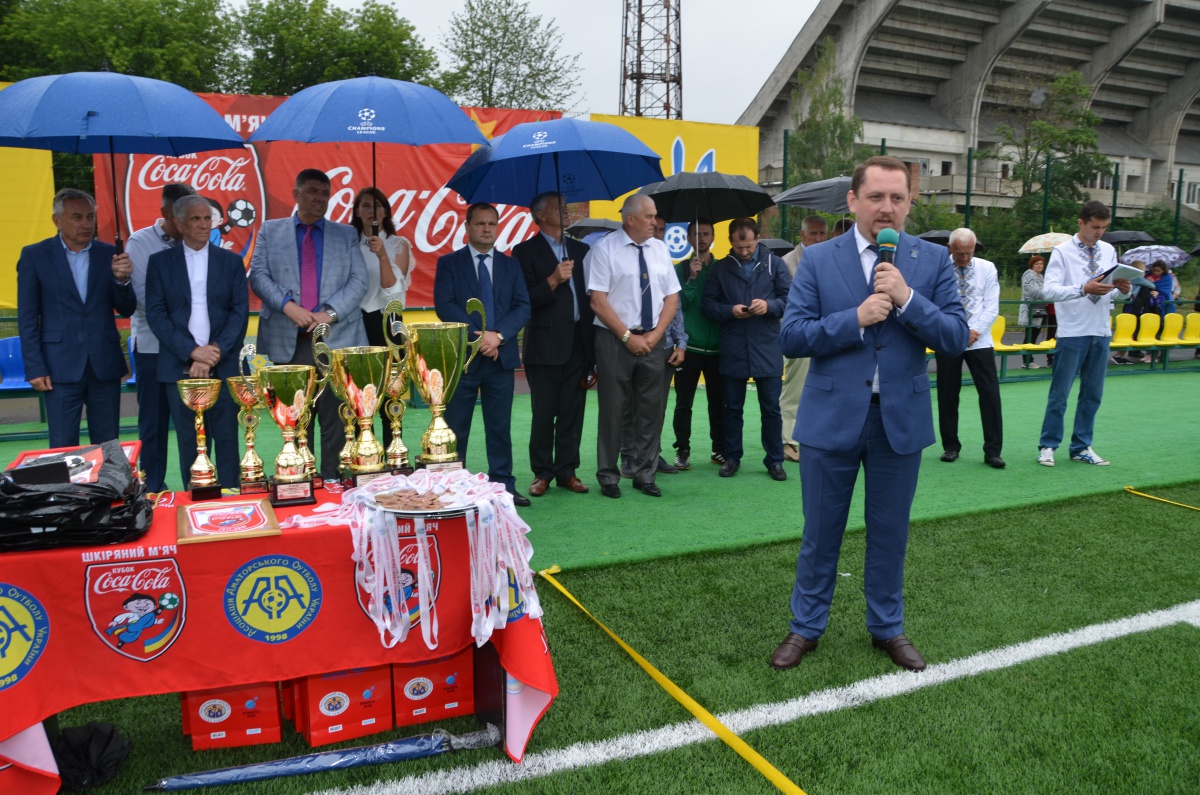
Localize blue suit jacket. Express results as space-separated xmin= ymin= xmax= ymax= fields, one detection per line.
xmin=701 ymin=243 xmax=792 ymax=379
xmin=247 ymin=217 xmax=367 ymax=363
xmin=144 ymin=244 xmax=250 ymax=382
xmin=433 ymin=246 xmax=531 ymax=373
xmin=16 ymin=235 xmax=135 ymax=383
xmin=779 ymin=230 xmax=967 ymax=456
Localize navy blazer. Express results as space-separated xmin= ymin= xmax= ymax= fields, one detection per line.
xmin=144 ymin=244 xmax=250 ymax=382
xmin=433 ymin=246 xmax=531 ymax=372
xmin=513 ymin=233 xmax=594 ymax=368
xmin=701 ymin=243 xmax=792 ymax=379
xmin=16 ymin=235 xmax=135 ymax=383
xmin=779 ymin=230 xmax=968 ymax=456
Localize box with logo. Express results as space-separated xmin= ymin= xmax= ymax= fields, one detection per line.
xmin=296 ymin=665 xmax=393 ymax=746
xmin=392 ymin=645 xmax=475 ymax=728
xmin=182 ymin=681 xmax=281 ymax=751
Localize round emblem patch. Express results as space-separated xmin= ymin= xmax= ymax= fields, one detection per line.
xmin=223 ymin=556 xmax=322 ymax=644
xmin=319 ymin=691 xmax=350 ymax=717
xmin=0 ymin=584 xmax=50 ymax=692
xmin=404 ymin=677 xmax=433 ymax=701
xmin=198 ymin=699 xmax=231 ymax=723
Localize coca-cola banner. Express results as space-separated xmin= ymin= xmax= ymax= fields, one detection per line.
xmin=94 ymin=94 xmax=559 ymax=308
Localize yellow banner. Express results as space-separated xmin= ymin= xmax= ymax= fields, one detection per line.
xmin=588 ymin=115 xmax=759 ymax=260
xmin=0 ymin=82 xmax=58 ymax=311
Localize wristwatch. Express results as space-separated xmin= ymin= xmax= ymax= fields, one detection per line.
xmin=323 ymin=305 xmax=339 ymax=324
xmin=620 ymin=330 xmax=631 ymax=344
xmin=496 ymin=332 xmax=505 ymax=344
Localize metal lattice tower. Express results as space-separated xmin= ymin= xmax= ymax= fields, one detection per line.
xmin=619 ymin=0 xmax=682 ymax=119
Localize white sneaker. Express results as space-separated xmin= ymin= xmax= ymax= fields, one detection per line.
xmin=1071 ymin=447 xmax=1109 ymax=466
xmin=1037 ymin=448 xmax=1055 ymax=467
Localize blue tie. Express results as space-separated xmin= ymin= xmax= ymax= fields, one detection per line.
xmin=635 ymin=244 xmax=653 ymax=331
xmin=477 ymin=253 xmax=495 ymax=330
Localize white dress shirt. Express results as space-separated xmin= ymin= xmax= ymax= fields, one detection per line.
xmin=183 ymin=244 xmax=211 ymax=346
xmin=358 ymin=231 xmax=412 ymax=312
xmin=126 ymin=219 xmax=176 ymax=354
xmin=951 ymin=256 xmax=1000 ymax=351
xmin=851 ymin=226 xmax=914 ymax=392
xmin=1043 ymin=235 xmax=1126 ymax=338
xmin=585 ymin=228 xmax=680 ymax=331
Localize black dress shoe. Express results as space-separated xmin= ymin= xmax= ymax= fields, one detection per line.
xmin=767 ymin=464 xmax=787 ymax=481
xmin=940 ymin=450 xmax=959 ymax=462
xmin=985 ymin=455 xmax=1006 ymax=469
xmin=619 ymin=459 xmax=634 ymax=479
xmin=601 ymin=484 xmax=621 ymax=499
xmin=511 ymin=492 xmax=531 ymax=507
xmin=656 ymin=455 xmax=678 ymax=474
xmin=718 ymin=460 xmax=740 ymax=477
xmin=632 ymin=481 xmax=662 ymax=497
xmin=770 ymin=633 xmax=818 ymax=670
xmin=871 ymin=634 xmax=926 ymax=671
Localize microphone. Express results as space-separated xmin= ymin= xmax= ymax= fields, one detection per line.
xmin=876 ymin=227 xmax=898 ymax=264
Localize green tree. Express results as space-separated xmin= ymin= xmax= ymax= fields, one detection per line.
xmin=1122 ymin=202 xmax=1199 ymax=253
xmin=993 ymin=71 xmax=1112 ymax=232
xmin=236 ymin=0 xmax=439 ymax=96
xmin=0 ymin=0 xmax=239 ymax=91
xmin=904 ymin=198 xmax=964 ymax=237
xmin=786 ymin=37 xmax=875 ymax=185
xmin=441 ymin=0 xmax=580 ymax=111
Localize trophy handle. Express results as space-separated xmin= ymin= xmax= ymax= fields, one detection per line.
xmin=383 ymin=300 xmax=410 ymax=363
xmin=463 ymin=296 xmax=486 ymax=373
xmin=311 ymin=323 xmax=333 ymax=399
xmin=239 ymin=343 xmax=257 ymax=380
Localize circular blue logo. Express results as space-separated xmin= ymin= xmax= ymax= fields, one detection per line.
xmin=224 ymin=556 xmax=321 ymax=644
xmin=0 ymin=584 xmax=50 ymax=692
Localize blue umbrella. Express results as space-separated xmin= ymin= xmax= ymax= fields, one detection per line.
xmin=445 ymin=117 xmax=663 ymax=207
xmin=0 ymin=71 xmax=246 ymax=250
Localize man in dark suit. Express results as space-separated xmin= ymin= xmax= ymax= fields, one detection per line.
xmin=17 ymin=188 xmax=136 ymax=447
xmin=145 ymin=195 xmax=249 ymax=489
xmin=434 ymin=203 xmax=532 ymax=506
xmin=772 ymin=156 xmax=968 ymax=673
xmin=512 ymin=192 xmax=594 ymax=497
xmin=248 ymin=169 xmax=367 ymax=481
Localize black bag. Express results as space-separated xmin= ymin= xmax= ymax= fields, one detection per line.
xmin=0 ymin=440 xmax=153 ymax=552
xmin=50 ymin=721 xmax=131 ymax=792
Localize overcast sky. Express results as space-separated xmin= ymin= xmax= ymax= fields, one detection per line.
xmin=358 ymin=1 xmax=820 ymax=124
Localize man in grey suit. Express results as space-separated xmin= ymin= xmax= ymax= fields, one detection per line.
xmin=248 ymin=169 xmax=368 ymax=481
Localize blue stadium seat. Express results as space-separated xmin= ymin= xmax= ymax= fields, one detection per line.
xmin=0 ymin=336 xmax=30 ymax=391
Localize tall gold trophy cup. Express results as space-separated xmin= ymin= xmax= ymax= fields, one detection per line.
xmin=257 ymin=364 xmax=319 ymax=506
xmin=385 ymin=297 xmax=485 ymax=469
xmin=315 ymin=330 xmax=396 ymax=488
xmin=178 ymin=378 xmax=224 ymax=501
xmin=226 ymin=375 xmax=269 ymax=495
xmin=383 ymin=363 xmax=410 ymax=470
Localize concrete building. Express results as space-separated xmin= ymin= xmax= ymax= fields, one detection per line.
xmin=739 ymin=0 xmax=1200 ymax=222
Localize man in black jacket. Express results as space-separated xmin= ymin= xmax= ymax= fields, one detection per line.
xmin=513 ymin=192 xmax=595 ymax=496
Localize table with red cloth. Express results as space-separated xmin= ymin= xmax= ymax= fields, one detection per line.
xmin=0 ymin=488 xmax=557 ymax=793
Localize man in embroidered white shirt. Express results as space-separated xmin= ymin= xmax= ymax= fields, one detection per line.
xmin=936 ymin=228 xmax=1004 ymax=468
xmin=1036 ymin=201 xmax=1131 ymax=467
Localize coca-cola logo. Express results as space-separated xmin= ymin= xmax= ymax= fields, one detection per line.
xmin=137 ymin=154 xmax=251 ymax=193
xmin=85 ymin=559 xmax=187 ymax=662
xmin=92 ymin=565 xmax=176 ymax=594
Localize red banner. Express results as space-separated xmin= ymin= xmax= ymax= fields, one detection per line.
xmin=94 ymin=94 xmax=559 ymax=308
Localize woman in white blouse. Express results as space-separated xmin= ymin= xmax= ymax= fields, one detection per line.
xmin=351 ymin=187 xmax=413 ymax=448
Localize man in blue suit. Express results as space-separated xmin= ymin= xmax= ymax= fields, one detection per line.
xmin=145 ymin=195 xmax=249 ymax=489
xmin=434 ymin=203 xmax=532 ymax=506
xmin=17 ymin=189 xmax=136 ymax=447
xmin=772 ymin=157 xmax=968 ymax=672
xmin=248 ymin=169 xmax=367 ymax=481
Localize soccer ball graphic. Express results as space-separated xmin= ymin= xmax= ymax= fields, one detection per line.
xmin=227 ymin=199 xmax=256 ymax=228
xmin=358 ymin=108 xmax=376 ymax=123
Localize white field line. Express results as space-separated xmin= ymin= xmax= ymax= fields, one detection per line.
xmin=317 ymin=600 xmax=1200 ymax=795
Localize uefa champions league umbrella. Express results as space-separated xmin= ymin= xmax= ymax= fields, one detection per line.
xmin=248 ymin=75 xmax=487 ymax=234
xmin=0 ymin=71 xmax=246 ymax=252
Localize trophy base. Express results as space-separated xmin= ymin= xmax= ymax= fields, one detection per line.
xmin=418 ymin=458 xmax=463 ymax=472
xmin=190 ymin=483 xmax=224 ymax=502
xmin=341 ymin=469 xmax=393 ymax=489
xmin=238 ymin=479 xmax=270 ymax=496
xmin=391 ymin=466 xmax=415 ymax=477
xmin=270 ymin=477 xmax=317 ymax=507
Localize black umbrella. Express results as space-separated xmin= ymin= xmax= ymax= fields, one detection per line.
xmin=760 ymin=238 xmax=796 ymax=256
xmin=566 ymin=217 xmax=620 ymax=238
xmin=1101 ymin=230 xmax=1154 ymax=245
xmin=773 ymin=176 xmax=852 ymax=214
xmin=918 ymin=229 xmax=985 ymax=252
xmin=636 ymin=171 xmax=774 ymax=223
xmin=1192 ymin=243 xmax=1200 ymax=258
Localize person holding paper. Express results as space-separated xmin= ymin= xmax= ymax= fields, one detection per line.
xmin=1036 ymin=201 xmax=1131 ymax=467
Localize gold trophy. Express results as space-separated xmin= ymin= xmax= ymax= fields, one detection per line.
xmin=383 ymin=363 xmax=410 ymax=470
xmin=226 ymin=375 xmax=268 ymax=495
xmin=385 ymin=297 xmax=484 ymax=468
xmin=257 ymin=364 xmax=319 ymax=506
xmin=178 ymin=378 xmax=224 ymax=501
xmin=314 ymin=327 xmax=396 ymax=487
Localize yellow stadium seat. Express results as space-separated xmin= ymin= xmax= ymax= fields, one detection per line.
xmin=1182 ymin=313 xmax=1200 ymax=346
xmin=1132 ymin=312 xmax=1160 ymax=347
xmin=1153 ymin=313 xmax=1184 ymax=347
xmin=1109 ymin=312 xmax=1137 ymax=349
xmin=990 ymin=317 xmax=1024 ymax=353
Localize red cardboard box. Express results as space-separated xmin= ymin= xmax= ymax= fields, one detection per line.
xmin=182 ymin=682 xmax=281 ymax=751
xmin=296 ymin=666 xmax=393 ymax=746
xmin=393 ymin=645 xmax=475 ymax=728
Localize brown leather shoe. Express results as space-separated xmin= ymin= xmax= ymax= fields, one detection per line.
xmin=528 ymin=478 xmax=549 ymax=497
xmin=783 ymin=445 xmax=800 ymax=463
xmin=769 ymin=633 xmax=817 ymax=670
xmin=556 ymin=476 xmax=589 ymax=493
xmin=871 ymin=634 xmax=926 ymax=671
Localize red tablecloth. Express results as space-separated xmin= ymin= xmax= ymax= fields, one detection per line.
xmin=0 ymin=489 xmax=556 ymax=791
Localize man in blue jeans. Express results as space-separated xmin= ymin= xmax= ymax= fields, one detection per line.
xmin=1037 ymin=201 xmax=1131 ymax=467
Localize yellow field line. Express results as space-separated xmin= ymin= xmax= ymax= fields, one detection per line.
xmin=539 ymin=565 xmax=806 ymax=795
xmin=1124 ymin=486 xmax=1200 ymax=512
